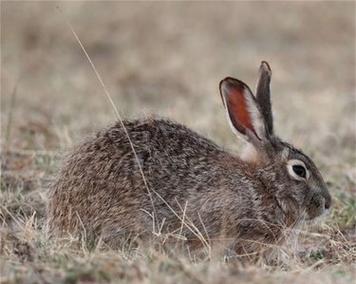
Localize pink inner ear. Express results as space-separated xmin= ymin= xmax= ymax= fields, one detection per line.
xmin=227 ymin=89 xmax=254 ymax=135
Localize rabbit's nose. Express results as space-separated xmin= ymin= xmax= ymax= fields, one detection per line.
xmin=325 ymin=197 xmax=331 ymax=210
xmin=323 ymin=188 xmax=332 ymax=210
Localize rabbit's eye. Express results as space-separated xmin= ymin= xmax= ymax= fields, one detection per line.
xmin=287 ymin=159 xmax=309 ymax=181
xmin=292 ymin=165 xmax=306 ymax=178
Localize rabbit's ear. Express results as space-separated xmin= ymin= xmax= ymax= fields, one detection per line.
xmin=220 ymin=77 xmax=267 ymax=145
xmin=255 ymin=61 xmax=273 ymax=134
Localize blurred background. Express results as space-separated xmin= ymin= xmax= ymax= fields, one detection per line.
xmin=1 ymin=1 xmax=355 ymax=173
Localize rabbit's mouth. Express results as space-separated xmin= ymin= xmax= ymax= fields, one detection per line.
xmin=304 ymin=209 xmax=331 ymax=225
xmin=305 ymin=193 xmax=331 ymax=220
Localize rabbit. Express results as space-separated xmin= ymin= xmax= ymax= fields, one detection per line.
xmin=47 ymin=61 xmax=331 ymax=257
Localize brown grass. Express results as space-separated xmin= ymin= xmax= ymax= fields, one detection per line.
xmin=1 ymin=1 xmax=355 ymax=283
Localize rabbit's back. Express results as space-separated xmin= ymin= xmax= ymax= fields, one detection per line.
xmin=47 ymin=119 xmax=247 ymax=243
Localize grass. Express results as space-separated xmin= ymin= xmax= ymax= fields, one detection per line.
xmin=1 ymin=1 xmax=356 ymax=283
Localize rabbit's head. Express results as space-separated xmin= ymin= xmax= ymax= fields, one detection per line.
xmin=219 ymin=62 xmax=331 ymax=221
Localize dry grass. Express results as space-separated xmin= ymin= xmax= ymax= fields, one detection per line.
xmin=1 ymin=1 xmax=355 ymax=283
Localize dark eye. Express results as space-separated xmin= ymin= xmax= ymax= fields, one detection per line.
xmin=292 ymin=165 xmax=306 ymax=178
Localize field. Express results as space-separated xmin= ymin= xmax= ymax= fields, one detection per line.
xmin=1 ymin=1 xmax=355 ymax=283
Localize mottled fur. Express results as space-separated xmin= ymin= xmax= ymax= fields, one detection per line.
xmin=47 ymin=62 xmax=331 ymax=257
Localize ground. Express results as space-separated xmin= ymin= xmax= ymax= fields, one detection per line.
xmin=1 ymin=1 xmax=355 ymax=283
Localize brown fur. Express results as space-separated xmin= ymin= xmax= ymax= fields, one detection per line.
xmin=47 ymin=63 xmax=331 ymax=258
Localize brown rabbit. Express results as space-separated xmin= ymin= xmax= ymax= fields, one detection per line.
xmin=47 ymin=62 xmax=331 ymax=256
